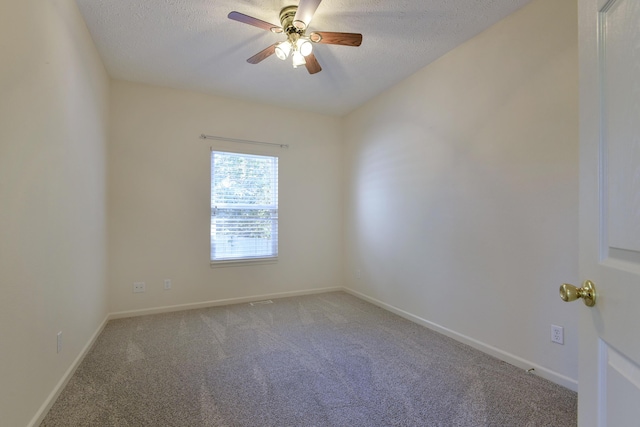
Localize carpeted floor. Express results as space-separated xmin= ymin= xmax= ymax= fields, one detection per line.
xmin=41 ymin=291 xmax=577 ymax=426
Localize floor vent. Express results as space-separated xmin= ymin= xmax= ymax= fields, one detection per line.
xmin=249 ymin=300 xmax=274 ymax=306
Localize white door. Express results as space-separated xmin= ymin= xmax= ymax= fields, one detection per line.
xmin=578 ymin=0 xmax=640 ymax=425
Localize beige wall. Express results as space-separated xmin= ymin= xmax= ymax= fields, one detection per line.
xmin=343 ymin=0 xmax=580 ymax=387
xmin=108 ymin=81 xmax=344 ymax=313
xmin=0 ymin=0 xmax=110 ymax=425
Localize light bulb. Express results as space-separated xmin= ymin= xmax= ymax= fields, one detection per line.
xmin=296 ymin=38 xmax=313 ymax=57
xmin=292 ymin=51 xmax=306 ymax=68
xmin=275 ymin=41 xmax=292 ymax=60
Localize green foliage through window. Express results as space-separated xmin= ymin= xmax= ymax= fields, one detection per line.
xmin=210 ymin=151 xmax=278 ymax=261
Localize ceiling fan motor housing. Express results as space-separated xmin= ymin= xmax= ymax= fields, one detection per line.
xmin=280 ymin=6 xmax=304 ymax=34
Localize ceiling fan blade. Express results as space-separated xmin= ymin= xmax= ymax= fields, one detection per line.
xmin=247 ymin=44 xmax=278 ymax=64
xmin=304 ymin=53 xmax=322 ymax=74
xmin=293 ymin=0 xmax=322 ymax=29
xmin=228 ymin=11 xmax=282 ymax=33
xmin=310 ymin=31 xmax=362 ymax=47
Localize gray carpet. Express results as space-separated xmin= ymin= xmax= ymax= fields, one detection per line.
xmin=41 ymin=291 xmax=577 ymax=426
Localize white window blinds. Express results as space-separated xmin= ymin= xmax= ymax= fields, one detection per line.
xmin=210 ymin=151 xmax=278 ymax=263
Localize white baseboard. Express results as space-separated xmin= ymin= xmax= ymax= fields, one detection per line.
xmin=342 ymin=287 xmax=578 ymax=392
xmin=108 ymin=286 xmax=343 ymax=320
xmin=28 ymin=314 xmax=110 ymax=427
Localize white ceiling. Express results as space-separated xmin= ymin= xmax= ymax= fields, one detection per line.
xmin=76 ymin=0 xmax=533 ymax=116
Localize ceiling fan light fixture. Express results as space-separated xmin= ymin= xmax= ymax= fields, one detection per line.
xmin=297 ymin=38 xmax=313 ymax=56
xmin=275 ymin=41 xmax=292 ymax=60
xmin=292 ymin=51 xmax=306 ymax=68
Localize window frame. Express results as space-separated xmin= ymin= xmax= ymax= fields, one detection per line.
xmin=210 ymin=148 xmax=279 ymax=267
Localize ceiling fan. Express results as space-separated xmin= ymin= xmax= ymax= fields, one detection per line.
xmin=228 ymin=0 xmax=363 ymax=75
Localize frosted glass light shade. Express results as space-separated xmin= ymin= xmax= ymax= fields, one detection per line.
xmin=275 ymin=41 xmax=292 ymax=60
xmin=297 ymin=38 xmax=313 ymax=57
xmin=292 ymin=51 xmax=306 ymax=68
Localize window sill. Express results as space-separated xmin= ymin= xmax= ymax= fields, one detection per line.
xmin=210 ymin=257 xmax=278 ymax=268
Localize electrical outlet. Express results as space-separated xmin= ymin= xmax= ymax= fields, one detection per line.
xmin=356 ymin=269 xmax=361 ymax=279
xmin=133 ymin=282 xmax=145 ymax=293
xmin=57 ymin=331 xmax=62 ymax=353
xmin=551 ymin=325 xmax=564 ymax=344
xmin=164 ymin=279 xmax=172 ymax=290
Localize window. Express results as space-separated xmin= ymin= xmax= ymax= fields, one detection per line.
xmin=210 ymin=150 xmax=278 ymax=264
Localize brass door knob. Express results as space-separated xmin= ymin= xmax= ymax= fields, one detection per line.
xmin=559 ymin=280 xmax=596 ymax=307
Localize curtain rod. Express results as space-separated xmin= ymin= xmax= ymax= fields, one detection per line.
xmin=200 ymin=134 xmax=289 ymax=149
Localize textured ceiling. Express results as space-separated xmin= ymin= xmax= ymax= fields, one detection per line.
xmin=76 ymin=0 xmax=533 ymax=116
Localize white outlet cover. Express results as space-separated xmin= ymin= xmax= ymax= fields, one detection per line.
xmin=551 ymin=325 xmax=564 ymax=345
xmin=133 ymin=282 xmax=145 ymax=293
xmin=164 ymin=279 xmax=171 ymax=290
